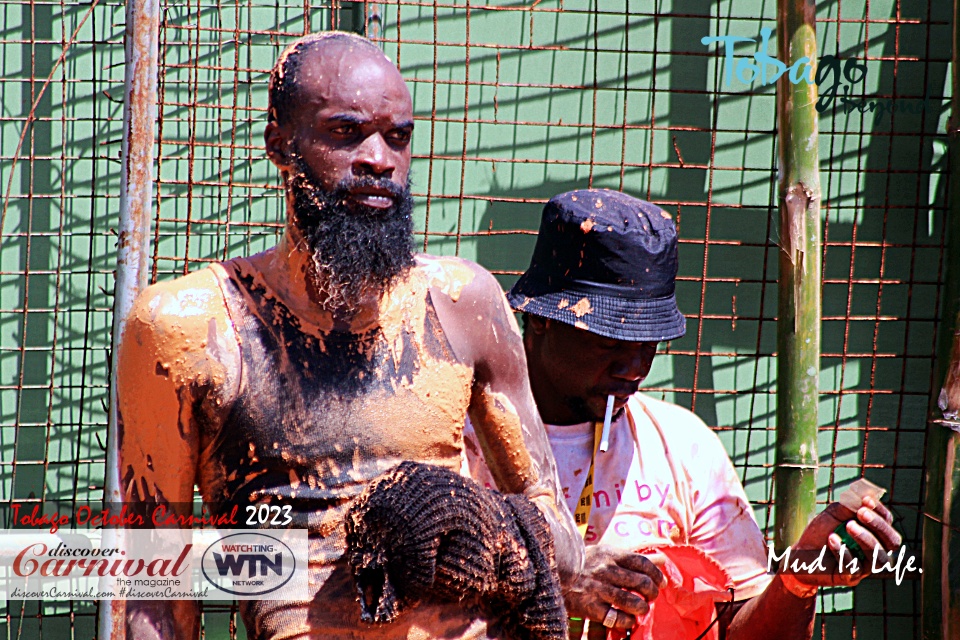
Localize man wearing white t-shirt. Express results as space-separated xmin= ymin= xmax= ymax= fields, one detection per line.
xmin=464 ymin=189 xmax=902 ymax=640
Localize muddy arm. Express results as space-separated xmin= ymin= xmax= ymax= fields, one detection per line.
xmin=443 ymin=265 xmax=583 ymax=581
xmin=117 ymin=271 xmax=238 ymax=640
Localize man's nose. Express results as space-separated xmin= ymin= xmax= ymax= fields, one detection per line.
xmin=353 ymin=133 xmax=395 ymax=178
xmin=609 ymin=351 xmax=652 ymax=382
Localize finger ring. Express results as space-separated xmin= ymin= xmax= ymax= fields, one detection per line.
xmin=602 ymin=607 xmax=618 ymax=628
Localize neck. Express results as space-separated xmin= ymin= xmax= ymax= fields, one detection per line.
xmin=253 ymin=223 xmax=382 ymax=334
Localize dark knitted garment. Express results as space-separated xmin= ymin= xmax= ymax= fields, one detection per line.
xmin=345 ymin=461 xmax=567 ymax=640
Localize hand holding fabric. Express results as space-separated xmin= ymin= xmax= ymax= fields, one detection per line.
xmin=563 ymin=545 xmax=664 ymax=629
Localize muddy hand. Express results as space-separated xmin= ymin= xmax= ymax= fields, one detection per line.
xmin=563 ymin=544 xmax=664 ymax=629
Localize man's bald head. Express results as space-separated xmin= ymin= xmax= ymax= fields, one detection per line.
xmin=268 ymin=31 xmax=391 ymax=127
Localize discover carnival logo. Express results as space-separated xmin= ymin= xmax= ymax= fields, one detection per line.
xmin=201 ymin=531 xmax=298 ymax=597
xmin=0 ymin=529 xmax=308 ymax=600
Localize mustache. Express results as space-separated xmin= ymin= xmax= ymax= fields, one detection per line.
xmin=285 ymin=150 xmax=405 ymax=209
xmin=594 ymin=384 xmax=641 ymax=398
xmin=336 ymin=176 xmax=406 ymax=202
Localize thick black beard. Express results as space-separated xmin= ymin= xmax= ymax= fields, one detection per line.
xmin=287 ymin=165 xmax=416 ymax=316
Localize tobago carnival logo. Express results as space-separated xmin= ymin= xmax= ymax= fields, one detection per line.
xmin=201 ymin=531 xmax=297 ymax=596
xmin=702 ymin=27 xmax=939 ymax=117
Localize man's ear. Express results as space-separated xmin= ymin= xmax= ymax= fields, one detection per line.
xmin=264 ymin=121 xmax=294 ymax=171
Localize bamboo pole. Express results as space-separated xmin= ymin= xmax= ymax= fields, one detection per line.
xmin=774 ymin=0 xmax=821 ymax=551
xmin=921 ymin=1 xmax=960 ymax=635
xmin=100 ymin=0 xmax=161 ymax=637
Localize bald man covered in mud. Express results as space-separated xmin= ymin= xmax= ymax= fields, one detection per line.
xmin=117 ymin=32 xmax=661 ymax=640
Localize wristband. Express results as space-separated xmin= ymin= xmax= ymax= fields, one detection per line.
xmin=567 ymin=617 xmax=585 ymax=640
xmin=778 ymin=572 xmax=819 ymax=599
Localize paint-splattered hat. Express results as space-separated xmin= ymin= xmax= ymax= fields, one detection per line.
xmin=507 ymin=189 xmax=686 ymax=342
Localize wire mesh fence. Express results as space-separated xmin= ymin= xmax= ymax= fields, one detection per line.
xmin=0 ymin=0 xmax=126 ymax=636
xmin=0 ymin=0 xmax=952 ymax=638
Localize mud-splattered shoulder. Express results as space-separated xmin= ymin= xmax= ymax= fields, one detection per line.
xmin=415 ymin=254 xmax=482 ymax=303
xmin=118 ymin=267 xmax=240 ymax=511
xmin=122 ymin=266 xmax=240 ymax=396
xmin=416 ymin=254 xmax=515 ymax=326
xmin=417 ymin=254 xmax=522 ymax=372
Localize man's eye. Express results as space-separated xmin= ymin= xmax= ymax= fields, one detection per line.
xmin=388 ymin=130 xmax=411 ymax=144
xmin=330 ymin=125 xmax=358 ymax=136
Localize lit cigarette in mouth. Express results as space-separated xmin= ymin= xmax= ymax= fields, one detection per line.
xmin=599 ymin=394 xmax=615 ymax=452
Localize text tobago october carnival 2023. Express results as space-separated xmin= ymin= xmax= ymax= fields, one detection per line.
xmin=8 ymin=503 xmax=241 ymax=533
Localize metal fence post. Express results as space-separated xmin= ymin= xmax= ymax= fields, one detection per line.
xmin=101 ymin=0 xmax=160 ymax=636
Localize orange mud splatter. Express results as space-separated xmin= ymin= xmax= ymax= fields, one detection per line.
xmin=574 ymin=320 xmax=589 ymax=330
xmin=255 ymin=258 xmax=472 ymax=479
xmin=661 ymin=210 xmax=672 ymax=219
xmin=580 ymin=218 xmax=595 ymax=233
xmin=117 ymin=267 xmax=238 ymax=507
xmin=557 ymin=298 xmax=570 ymax=310
xmin=377 ymin=266 xmax=429 ymax=378
xmin=244 ymin=470 xmax=267 ymax=484
xmin=402 ymin=362 xmax=473 ymax=429
xmin=569 ymin=297 xmax=593 ymax=318
xmin=418 ymin=255 xmax=476 ymax=303
xmin=469 ymin=386 xmax=538 ymax=492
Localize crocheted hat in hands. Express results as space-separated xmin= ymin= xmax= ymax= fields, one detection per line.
xmin=344 ymin=461 xmax=567 ymax=640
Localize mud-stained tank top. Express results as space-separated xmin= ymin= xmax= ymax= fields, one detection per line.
xmin=202 ymin=258 xmax=496 ymax=640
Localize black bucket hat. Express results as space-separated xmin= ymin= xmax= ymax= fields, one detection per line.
xmin=507 ymin=189 xmax=686 ymax=342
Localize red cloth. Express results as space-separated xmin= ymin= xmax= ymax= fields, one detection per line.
xmin=610 ymin=544 xmax=734 ymax=640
